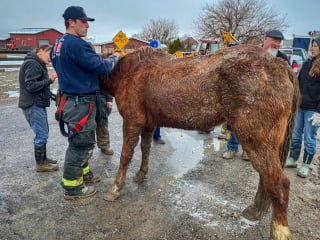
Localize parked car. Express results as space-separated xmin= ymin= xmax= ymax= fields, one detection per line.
xmin=279 ymin=47 xmax=309 ymax=72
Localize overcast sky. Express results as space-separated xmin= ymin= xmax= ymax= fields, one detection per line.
xmin=0 ymin=0 xmax=319 ymax=42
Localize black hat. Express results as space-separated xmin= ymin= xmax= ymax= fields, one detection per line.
xmin=63 ymin=6 xmax=95 ymax=21
xmin=266 ymin=30 xmax=284 ymax=40
xmin=312 ymin=37 xmax=320 ymax=47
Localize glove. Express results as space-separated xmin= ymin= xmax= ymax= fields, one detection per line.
xmin=309 ymin=112 xmax=320 ymax=126
xmin=112 ymin=49 xmax=126 ymax=59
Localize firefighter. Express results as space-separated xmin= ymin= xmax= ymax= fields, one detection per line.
xmin=51 ymin=6 xmax=121 ymax=200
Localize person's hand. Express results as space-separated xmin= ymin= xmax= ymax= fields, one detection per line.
xmin=309 ymin=112 xmax=320 ymax=126
xmin=106 ymin=102 xmax=113 ymax=109
xmin=50 ymin=72 xmax=57 ymax=83
xmin=112 ymin=49 xmax=126 ymax=59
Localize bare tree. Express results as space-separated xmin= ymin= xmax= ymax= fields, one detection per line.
xmin=194 ymin=0 xmax=289 ymax=44
xmin=137 ymin=18 xmax=179 ymax=43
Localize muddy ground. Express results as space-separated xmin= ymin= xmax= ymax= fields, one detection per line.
xmin=0 ymin=71 xmax=319 ymax=240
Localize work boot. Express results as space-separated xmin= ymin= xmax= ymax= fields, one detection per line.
xmin=101 ymin=148 xmax=114 ymax=155
xmin=242 ymin=151 xmax=250 ymax=161
xmin=218 ymin=130 xmax=231 ymax=140
xmin=64 ymin=185 xmax=96 ymax=200
xmin=35 ymin=145 xmax=59 ymax=172
xmin=83 ymin=171 xmax=101 ymax=184
xmin=222 ymin=150 xmax=237 ymax=159
xmin=297 ymin=163 xmax=310 ymax=178
xmin=284 ymin=157 xmax=298 ymax=168
xmin=46 ymin=158 xmax=57 ymax=164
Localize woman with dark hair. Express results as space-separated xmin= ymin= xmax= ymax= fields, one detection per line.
xmin=285 ymin=37 xmax=320 ymax=178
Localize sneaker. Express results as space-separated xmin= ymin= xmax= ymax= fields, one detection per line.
xmin=64 ymin=185 xmax=96 ymax=200
xmin=242 ymin=151 xmax=250 ymax=161
xmin=154 ymin=138 xmax=165 ymax=144
xmin=284 ymin=156 xmax=298 ymax=168
xmin=222 ymin=150 xmax=237 ymax=159
xmin=36 ymin=162 xmax=59 ymax=172
xmin=297 ymin=163 xmax=310 ymax=178
xmin=83 ymin=173 xmax=101 ymax=184
xmin=101 ymin=148 xmax=114 ymax=155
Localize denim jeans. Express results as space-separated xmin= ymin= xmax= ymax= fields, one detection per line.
xmin=227 ymin=131 xmax=239 ymax=151
xmin=22 ymin=104 xmax=49 ymax=147
xmin=290 ymin=108 xmax=319 ymax=155
xmin=153 ymin=127 xmax=161 ymax=139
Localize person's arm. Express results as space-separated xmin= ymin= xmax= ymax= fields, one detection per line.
xmin=23 ymin=61 xmax=52 ymax=93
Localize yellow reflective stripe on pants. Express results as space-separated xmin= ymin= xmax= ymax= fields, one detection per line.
xmin=61 ymin=176 xmax=83 ymax=187
xmin=82 ymin=165 xmax=90 ymax=175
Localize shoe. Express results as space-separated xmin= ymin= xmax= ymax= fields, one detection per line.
xmin=154 ymin=138 xmax=165 ymax=144
xmin=284 ymin=156 xmax=298 ymax=168
xmin=83 ymin=173 xmax=101 ymax=184
xmin=46 ymin=158 xmax=57 ymax=164
xmin=217 ymin=131 xmax=231 ymax=140
xmin=101 ymin=148 xmax=114 ymax=155
xmin=36 ymin=162 xmax=59 ymax=172
xmin=222 ymin=150 xmax=237 ymax=159
xmin=64 ymin=185 xmax=96 ymax=200
xmin=297 ymin=163 xmax=310 ymax=178
xmin=242 ymin=151 xmax=250 ymax=161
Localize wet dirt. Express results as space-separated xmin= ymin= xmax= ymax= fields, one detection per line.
xmin=0 ymin=71 xmax=319 ymax=240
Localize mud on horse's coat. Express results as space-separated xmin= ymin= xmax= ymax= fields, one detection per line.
xmin=99 ymin=45 xmax=300 ymax=240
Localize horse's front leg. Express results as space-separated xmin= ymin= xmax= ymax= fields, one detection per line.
xmin=133 ymin=128 xmax=154 ymax=183
xmin=104 ymin=124 xmax=141 ymax=201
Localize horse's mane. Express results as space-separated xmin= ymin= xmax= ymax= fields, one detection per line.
xmin=116 ymin=46 xmax=175 ymax=73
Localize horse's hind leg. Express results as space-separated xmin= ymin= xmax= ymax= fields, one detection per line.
xmin=133 ymin=127 xmax=154 ymax=183
xmin=104 ymin=124 xmax=141 ymax=201
xmin=242 ymin=176 xmax=271 ymax=221
xmin=244 ymin=146 xmax=291 ymax=240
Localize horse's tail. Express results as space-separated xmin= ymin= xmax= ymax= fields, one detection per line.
xmin=279 ymin=68 xmax=301 ymax=167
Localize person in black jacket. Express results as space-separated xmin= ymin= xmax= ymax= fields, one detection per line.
xmin=19 ymin=45 xmax=59 ymax=172
xmin=285 ymin=37 xmax=320 ymax=178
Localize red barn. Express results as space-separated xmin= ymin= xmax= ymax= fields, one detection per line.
xmin=8 ymin=28 xmax=63 ymax=50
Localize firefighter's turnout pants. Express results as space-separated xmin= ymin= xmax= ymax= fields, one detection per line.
xmin=61 ymin=95 xmax=97 ymax=189
xmin=95 ymin=93 xmax=112 ymax=151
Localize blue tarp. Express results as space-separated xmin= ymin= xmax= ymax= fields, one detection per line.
xmin=293 ymin=37 xmax=311 ymax=51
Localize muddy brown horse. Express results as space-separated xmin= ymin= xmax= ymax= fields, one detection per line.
xmin=99 ymin=45 xmax=300 ymax=240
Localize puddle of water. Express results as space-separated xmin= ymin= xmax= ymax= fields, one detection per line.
xmin=163 ymin=129 xmax=226 ymax=178
xmin=5 ymin=91 xmax=19 ymax=98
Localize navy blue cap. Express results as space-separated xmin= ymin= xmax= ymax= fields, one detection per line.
xmin=266 ymin=30 xmax=284 ymax=40
xmin=149 ymin=39 xmax=161 ymax=48
xmin=63 ymin=6 xmax=95 ymax=21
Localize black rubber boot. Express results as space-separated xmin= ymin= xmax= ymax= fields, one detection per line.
xmin=34 ymin=145 xmax=59 ymax=172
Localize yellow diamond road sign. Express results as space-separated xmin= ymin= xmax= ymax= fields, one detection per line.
xmin=112 ymin=30 xmax=129 ymax=49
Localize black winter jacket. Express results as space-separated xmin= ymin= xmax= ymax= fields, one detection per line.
xmin=18 ymin=51 xmax=52 ymax=109
xmin=298 ymin=58 xmax=320 ymax=113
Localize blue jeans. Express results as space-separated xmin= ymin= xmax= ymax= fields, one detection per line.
xmin=290 ymin=108 xmax=319 ymax=155
xmin=227 ymin=131 xmax=239 ymax=151
xmin=22 ymin=104 xmax=49 ymax=147
xmin=153 ymin=127 xmax=161 ymax=139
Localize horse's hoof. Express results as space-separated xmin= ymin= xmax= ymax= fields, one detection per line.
xmin=271 ymin=222 xmax=291 ymax=240
xmin=103 ymin=191 xmax=120 ymax=202
xmin=133 ymin=171 xmax=147 ymax=183
xmin=242 ymin=205 xmax=264 ymax=221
